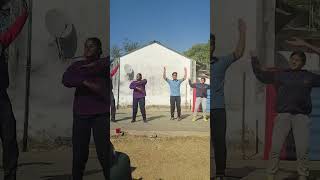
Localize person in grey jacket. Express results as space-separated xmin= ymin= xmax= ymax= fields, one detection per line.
xmin=188 ymin=77 xmax=210 ymax=122
xmin=250 ymin=49 xmax=320 ymax=180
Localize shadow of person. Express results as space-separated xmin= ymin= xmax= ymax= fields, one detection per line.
xmin=41 ymin=169 xmax=103 ymax=180
xmin=0 ymin=162 xmax=53 ymax=168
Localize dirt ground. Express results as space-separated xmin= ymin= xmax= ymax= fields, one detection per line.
xmin=111 ymin=135 xmax=210 ymax=180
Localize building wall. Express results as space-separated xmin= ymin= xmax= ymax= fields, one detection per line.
xmin=7 ymin=0 xmax=108 ymax=140
xmin=113 ymin=43 xmax=194 ymax=107
xmin=211 ymin=0 xmax=275 ymax=146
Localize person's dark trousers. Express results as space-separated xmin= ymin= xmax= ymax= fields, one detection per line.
xmin=170 ymin=96 xmax=181 ymax=118
xmin=0 ymin=90 xmax=19 ymax=180
xmin=132 ymin=97 xmax=146 ymax=121
xmin=72 ymin=113 xmax=109 ymax=180
xmin=110 ymin=152 xmax=132 ymax=180
xmin=111 ymin=91 xmax=116 ymax=121
xmin=210 ymin=108 xmax=227 ymax=177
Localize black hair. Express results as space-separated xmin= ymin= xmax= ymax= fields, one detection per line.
xmin=137 ymin=73 xmax=142 ymax=77
xmin=86 ymin=37 xmax=102 ymax=56
xmin=201 ymin=77 xmax=206 ymax=81
xmin=172 ymin=72 xmax=177 ymax=76
xmin=290 ymin=50 xmax=306 ymax=65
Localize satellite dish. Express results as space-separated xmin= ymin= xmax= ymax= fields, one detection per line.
xmin=58 ymin=24 xmax=77 ymax=58
xmin=124 ymin=64 xmax=133 ymax=74
xmin=124 ymin=64 xmax=134 ymax=80
xmin=45 ymin=9 xmax=77 ymax=60
xmin=45 ymin=9 xmax=71 ymax=37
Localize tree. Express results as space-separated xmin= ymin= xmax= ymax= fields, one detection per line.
xmin=122 ymin=38 xmax=140 ymax=54
xmin=110 ymin=39 xmax=141 ymax=61
xmin=110 ymin=45 xmax=122 ymax=62
xmin=183 ymin=41 xmax=210 ymax=67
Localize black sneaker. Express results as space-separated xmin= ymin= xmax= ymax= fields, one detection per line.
xmin=111 ymin=118 xmax=116 ymax=122
xmin=131 ymin=120 xmax=136 ymax=123
xmin=143 ymin=119 xmax=147 ymax=123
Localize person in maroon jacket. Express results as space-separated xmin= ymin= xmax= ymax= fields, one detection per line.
xmin=129 ymin=73 xmax=147 ymax=123
xmin=62 ymin=37 xmax=110 ymax=180
xmin=0 ymin=1 xmax=28 ymax=180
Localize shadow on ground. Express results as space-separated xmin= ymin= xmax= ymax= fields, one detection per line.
xmin=114 ymin=115 xmax=165 ymax=122
xmin=41 ymin=169 xmax=103 ymax=180
xmin=282 ymin=170 xmax=320 ymax=180
xmin=0 ymin=162 xmax=53 ymax=168
xmin=180 ymin=114 xmax=191 ymax=119
xmin=225 ymin=166 xmax=257 ymax=179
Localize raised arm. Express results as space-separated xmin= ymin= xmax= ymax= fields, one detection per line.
xmin=250 ymin=51 xmax=276 ymax=84
xmin=188 ymin=79 xmax=196 ymax=88
xmin=81 ymin=59 xmax=107 ymax=74
xmin=286 ymin=37 xmax=320 ymax=55
xmin=233 ymin=18 xmax=246 ymax=61
xmin=62 ymin=64 xmax=85 ymax=88
xmin=183 ymin=67 xmax=187 ymax=81
xmin=0 ymin=5 xmax=28 ymax=48
xmin=141 ymin=79 xmax=147 ymax=85
xmin=129 ymin=81 xmax=136 ymax=89
xmin=163 ymin=66 xmax=168 ymax=80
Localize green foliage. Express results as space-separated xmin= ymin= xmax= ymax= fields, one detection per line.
xmin=183 ymin=41 xmax=210 ymax=66
xmin=110 ymin=45 xmax=122 ymax=61
xmin=123 ymin=38 xmax=141 ymax=54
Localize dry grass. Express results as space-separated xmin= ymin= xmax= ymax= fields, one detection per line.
xmin=112 ymin=135 xmax=210 ymax=180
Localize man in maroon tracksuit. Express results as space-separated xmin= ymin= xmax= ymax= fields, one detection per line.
xmin=0 ymin=1 xmax=28 ymax=180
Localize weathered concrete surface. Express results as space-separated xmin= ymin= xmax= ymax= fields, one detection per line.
xmin=110 ymin=108 xmax=210 ymax=137
xmin=7 ymin=0 xmax=108 ymax=140
xmin=0 ymin=150 xmax=105 ymax=180
xmin=211 ymin=160 xmax=320 ymax=180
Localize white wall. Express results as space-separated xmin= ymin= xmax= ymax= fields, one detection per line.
xmin=7 ymin=0 xmax=108 ymax=139
xmin=114 ymin=43 xmax=194 ymax=107
xmin=212 ymin=0 xmax=275 ymax=145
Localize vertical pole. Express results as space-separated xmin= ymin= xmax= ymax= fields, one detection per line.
xmin=309 ymin=0 xmax=312 ymax=31
xmin=241 ymin=72 xmax=246 ymax=159
xmin=117 ymin=58 xmax=120 ymax=109
xmin=256 ymin=120 xmax=259 ymax=154
xmin=185 ymin=83 xmax=188 ymax=108
xmin=23 ymin=0 xmax=32 ymax=152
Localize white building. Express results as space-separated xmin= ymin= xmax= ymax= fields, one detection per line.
xmin=113 ymin=41 xmax=196 ymax=107
xmin=6 ymin=0 xmax=108 ymax=139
